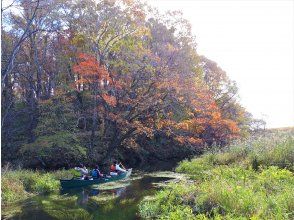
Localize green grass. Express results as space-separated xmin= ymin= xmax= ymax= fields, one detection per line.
xmin=1 ymin=169 xmax=77 ymax=204
xmin=139 ymin=128 xmax=294 ymax=219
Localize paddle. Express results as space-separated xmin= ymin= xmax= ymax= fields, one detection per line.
xmin=120 ymin=162 xmax=127 ymax=170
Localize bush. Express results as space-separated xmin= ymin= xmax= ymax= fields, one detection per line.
xmin=176 ymin=157 xmax=213 ymax=180
xmin=20 ymin=132 xmax=86 ymax=169
xmin=139 ymin=182 xmax=198 ymax=219
xmin=1 ymin=173 xmax=27 ymax=204
xmin=1 ymin=169 xmax=61 ymax=204
xmin=51 ymin=169 xmax=80 ymax=180
xmin=32 ymin=174 xmax=59 ymax=193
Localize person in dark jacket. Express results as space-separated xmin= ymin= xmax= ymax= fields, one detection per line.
xmin=92 ymin=165 xmax=104 ymax=178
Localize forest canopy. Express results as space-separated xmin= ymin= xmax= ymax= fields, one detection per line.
xmin=1 ymin=0 xmax=258 ymax=169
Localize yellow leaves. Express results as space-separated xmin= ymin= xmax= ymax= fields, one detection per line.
xmin=70 ymin=34 xmax=86 ymax=48
xmin=222 ymin=119 xmax=240 ymax=134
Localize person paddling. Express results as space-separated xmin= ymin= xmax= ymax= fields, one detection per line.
xmin=110 ymin=161 xmax=127 ymax=175
xmin=75 ymin=163 xmax=89 ymax=180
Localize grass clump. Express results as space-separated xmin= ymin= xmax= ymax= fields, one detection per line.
xmin=140 ymin=129 xmax=294 ymax=219
xmin=139 ymin=182 xmax=197 ymax=219
xmin=140 ymin=166 xmax=294 ymax=219
xmin=32 ymin=173 xmax=60 ymax=193
xmin=51 ymin=168 xmax=80 ymax=180
xmin=1 ymin=174 xmax=28 ymax=204
xmin=1 ymin=169 xmax=61 ymax=204
xmin=177 ymin=129 xmax=294 ymax=174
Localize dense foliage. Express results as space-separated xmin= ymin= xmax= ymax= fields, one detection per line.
xmin=2 ymin=0 xmax=255 ymax=168
xmin=139 ymin=128 xmax=294 ymax=219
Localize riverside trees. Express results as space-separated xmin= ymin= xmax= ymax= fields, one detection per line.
xmin=2 ymin=0 xmax=252 ymax=168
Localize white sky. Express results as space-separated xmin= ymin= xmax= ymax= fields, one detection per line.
xmin=148 ymin=0 xmax=294 ymax=128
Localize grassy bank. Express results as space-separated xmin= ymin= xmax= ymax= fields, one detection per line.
xmin=1 ymin=169 xmax=77 ymax=205
xmin=139 ymin=129 xmax=294 ymax=219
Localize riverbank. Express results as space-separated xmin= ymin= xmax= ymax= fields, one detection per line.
xmin=1 ymin=169 xmax=78 ymax=205
xmin=139 ymin=128 xmax=294 ymax=219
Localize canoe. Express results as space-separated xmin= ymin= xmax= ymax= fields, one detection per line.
xmin=60 ymin=168 xmax=132 ymax=188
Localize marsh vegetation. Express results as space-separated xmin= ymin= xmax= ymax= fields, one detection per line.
xmin=139 ymin=129 xmax=294 ymax=219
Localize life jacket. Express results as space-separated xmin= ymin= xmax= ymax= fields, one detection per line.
xmin=92 ymin=169 xmax=98 ymax=177
xmin=110 ymin=164 xmax=116 ymax=172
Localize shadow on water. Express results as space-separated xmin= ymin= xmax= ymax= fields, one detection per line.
xmin=2 ymin=175 xmax=172 ymax=220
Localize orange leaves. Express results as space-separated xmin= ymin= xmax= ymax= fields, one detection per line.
xmin=175 ymin=136 xmax=186 ymax=144
xmin=175 ymin=136 xmax=203 ymax=145
xmin=73 ymin=53 xmax=111 ymax=85
xmin=156 ymin=119 xmax=176 ymax=130
xmin=221 ymin=119 xmax=240 ymax=135
xmin=132 ymin=120 xmax=154 ymax=138
xmin=178 ymin=119 xmax=206 ymax=134
xmin=187 ymin=137 xmax=203 ymax=145
xmin=102 ymin=94 xmax=117 ymax=107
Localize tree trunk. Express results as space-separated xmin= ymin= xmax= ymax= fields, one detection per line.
xmin=31 ymin=33 xmax=43 ymax=99
xmin=90 ymin=85 xmax=98 ymax=151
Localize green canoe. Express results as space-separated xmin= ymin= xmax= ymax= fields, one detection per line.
xmin=60 ymin=168 xmax=132 ymax=188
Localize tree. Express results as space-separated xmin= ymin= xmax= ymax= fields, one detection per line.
xmin=2 ymin=0 xmax=250 ymax=168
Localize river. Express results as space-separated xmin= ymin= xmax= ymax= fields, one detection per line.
xmin=2 ymin=173 xmax=175 ymax=220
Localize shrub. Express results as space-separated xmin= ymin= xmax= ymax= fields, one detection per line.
xmin=139 ymin=182 xmax=198 ymax=219
xmin=176 ymin=157 xmax=213 ymax=180
xmin=32 ymin=173 xmax=59 ymax=193
xmin=20 ymin=132 xmax=86 ymax=169
xmin=1 ymin=173 xmax=27 ymax=204
xmin=52 ymin=169 xmax=80 ymax=180
xmin=1 ymin=169 xmax=61 ymax=204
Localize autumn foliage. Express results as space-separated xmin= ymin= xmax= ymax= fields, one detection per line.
xmin=72 ymin=50 xmax=241 ymax=154
xmin=2 ymin=0 xmax=251 ymax=168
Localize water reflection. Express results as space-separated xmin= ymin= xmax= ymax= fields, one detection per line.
xmin=77 ymin=188 xmax=90 ymax=205
xmin=2 ymin=176 xmax=172 ymax=220
xmin=110 ymin=186 xmax=127 ymax=197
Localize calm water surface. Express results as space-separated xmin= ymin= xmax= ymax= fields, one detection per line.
xmin=2 ymin=175 xmax=172 ymax=220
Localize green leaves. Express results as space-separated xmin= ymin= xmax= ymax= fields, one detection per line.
xmin=21 ymin=132 xmax=86 ymax=168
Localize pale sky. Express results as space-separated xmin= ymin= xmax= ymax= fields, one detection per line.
xmin=148 ymin=0 xmax=294 ymax=128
